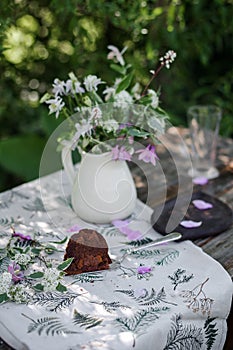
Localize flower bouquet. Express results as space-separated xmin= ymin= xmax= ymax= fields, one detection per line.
xmin=42 ymin=46 xmax=176 ymax=163
xmin=41 ymin=46 xmax=176 ymax=223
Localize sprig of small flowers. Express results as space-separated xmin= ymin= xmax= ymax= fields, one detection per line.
xmin=42 ymin=46 xmax=176 ymax=166
xmin=0 ymin=230 xmax=73 ymax=304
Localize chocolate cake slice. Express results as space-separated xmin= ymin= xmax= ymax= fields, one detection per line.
xmin=64 ymin=229 xmax=112 ymax=275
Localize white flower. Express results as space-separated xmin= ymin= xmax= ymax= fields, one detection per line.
xmin=100 ymin=119 xmax=119 ymax=133
xmin=8 ymin=284 xmax=27 ymax=304
xmin=43 ymin=268 xmax=60 ymax=282
xmin=41 ymin=268 xmax=61 ymax=292
xmin=103 ymin=86 xmax=115 ymax=101
xmin=14 ymin=253 xmax=31 ymax=266
xmin=113 ymin=91 xmax=133 ymax=108
xmin=107 ymin=45 xmax=127 ymax=66
xmin=0 ymin=272 xmax=12 ymax=294
xmin=147 ymin=89 xmax=159 ymax=108
xmin=89 ymin=107 xmax=102 ymax=125
xmin=72 ymin=121 xmax=93 ymax=149
xmin=45 ymin=96 xmax=65 ymax=118
xmin=83 ymin=75 xmax=104 ymax=92
xmin=52 ymin=78 xmax=66 ymax=96
xmin=131 ymin=82 xmax=141 ymax=100
xmin=160 ymin=50 xmax=177 ymax=69
xmin=64 ymin=73 xmax=85 ymax=95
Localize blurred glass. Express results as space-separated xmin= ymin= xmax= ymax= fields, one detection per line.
xmin=187 ymin=105 xmax=222 ymax=179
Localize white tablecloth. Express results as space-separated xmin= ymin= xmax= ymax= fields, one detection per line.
xmin=0 ymin=171 xmax=232 ymax=350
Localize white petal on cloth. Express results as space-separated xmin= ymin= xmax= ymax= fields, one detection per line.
xmin=0 ymin=171 xmax=232 ymax=350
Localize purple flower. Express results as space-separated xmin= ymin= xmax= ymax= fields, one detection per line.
xmin=8 ymin=262 xmax=24 ymax=282
xmin=192 ymin=200 xmax=213 ymax=210
xmin=136 ymin=144 xmax=159 ymax=166
xmin=180 ymin=220 xmax=202 ymax=228
xmin=112 ymin=219 xmax=142 ymax=240
xmin=67 ymin=224 xmax=82 ymax=233
xmin=137 ymin=265 xmax=152 ymax=274
xmin=193 ymin=177 xmax=208 ymax=185
xmin=118 ymin=122 xmax=133 ymax=130
xmin=111 ymin=145 xmax=132 ymax=161
xmin=13 ymin=232 xmax=32 ymax=241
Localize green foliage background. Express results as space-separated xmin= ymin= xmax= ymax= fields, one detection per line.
xmin=0 ymin=0 xmax=232 ymax=191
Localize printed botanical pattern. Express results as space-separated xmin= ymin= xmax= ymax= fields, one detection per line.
xmin=122 ymin=247 xmax=180 ymax=266
xmin=116 ymin=307 xmax=169 ymax=347
xmin=115 ymin=287 xmax=177 ymax=307
xmin=163 ymin=314 xmax=204 ymax=350
xmin=23 ymin=314 xmax=79 ymax=336
xmin=23 ymin=309 xmax=103 ymax=336
xmin=29 ymin=291 xmax=80 ymax=312
xmin=168 ymin=268 xmax=194 ymax=290
xmin=71 ymin=271 xmax=104 ymax=284
xmin=204 ymin=317 xmax=218 ymax=350
xmin=180 ymin=278 xmax=214 ymax=315
xmin=91 ymin=300 xmax=131 ymax=313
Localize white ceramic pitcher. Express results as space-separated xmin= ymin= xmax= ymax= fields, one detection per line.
xmin=61 ymin=147 xmax=137 ymax=224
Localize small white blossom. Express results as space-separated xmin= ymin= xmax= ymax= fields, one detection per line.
xmin=45 ymin=96 xmax=65 ymax=118
xmin=101 ymin=119 xmax=119 ymax=133
xmin=65 ymin=79 xmax=85 ymax=95
xmin=8 ymin=284 xmax=27 ymax=304
xmin=83 ymin=75 xmax=104 ymax=92
xmin=89 ymin=107 xmax=102 ymax=125
xmin=14 ymin=253 xmax=31 ymax=266
xmin=131 ymin=82 xmax=141 ymax=100
xmin=159 ymin=50 xmax=177 ymax=69
xmin=0 ymin=272 xmax=12 ymax=294
xmin=147 ymin=89 xmax=159 ymax=109
xmin=43 ymin=268 xmax=60 ymax=282
xmin=113 ymin=90 xmax=133 ymax=108
xmin=103 ymin=87 xmax=115 ymax=101
xmin=43 ymin=280 xmax=59 ymax=292
xmin=41 ymin=268 xmax=61 ymax=292
xmin=107 ymin=45 xmax=127 ymax=66
xmin=52 ymin=78 xmax=66 ymax=96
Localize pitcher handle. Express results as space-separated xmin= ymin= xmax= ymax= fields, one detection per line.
xmin=61 ymin=146 xmax=76 ymax=185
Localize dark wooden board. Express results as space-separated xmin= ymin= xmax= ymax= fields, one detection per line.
xmin=151 ymin=191 xmax=233 ymax=241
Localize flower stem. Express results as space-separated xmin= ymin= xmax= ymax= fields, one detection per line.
xmin=141 ymin=63 xmax=164 ymax=97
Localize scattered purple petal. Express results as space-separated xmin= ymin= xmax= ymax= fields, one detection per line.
xmin=8 ymin=262 xmax=24 ymax=282
xmin=134 ymin=288 xmax=148 ymax=298
xmin=67 ymin=224 xmax=82 ymax=233
xmin=112 ymin=219 xmax=142 ymax=240
xmin=193 ymin=177 xmax=208 ymax=185
xmin=112 ymin=219 xmax=129 ymax=229
xmin=13 ymin=232 xmax=32 ymax=241
xmin=192 ymin=199 xmax=213 ymax=210
xmin=137 ymin=266 xmax=152 ymax=274
xmin=180 ymin=220 xmax=202 ymax=228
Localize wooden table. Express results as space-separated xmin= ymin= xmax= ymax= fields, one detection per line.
xmin=0 ymin=127 xmax=232 ymax=350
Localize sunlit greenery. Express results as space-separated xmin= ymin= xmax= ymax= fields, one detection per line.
xmin=0 ymin=0 xmax=232 ymax=191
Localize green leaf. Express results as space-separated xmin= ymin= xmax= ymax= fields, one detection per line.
xmin=28 ymin=271 xmax=44 ymax=279
xmin=0 ymin=293 xmax=9 ymax=304
xmin=128 ymin=128 xmax=149 ymax=137
xmin=56 ymin=282 xmax=67 ymax=292
xmin=110 ymin=64 xmax=126 ymax=75
xmin=31 ymin=248 xmax=42 ymax=255
xmin=49 ymin=237 xmax=68 ymax=245
xmin=57 ymin=258 xmax=73 ymax=271
xmin=33 ymin=283 xmax=44 ymax=291
xmin=116 ymin=72 xmax=133 ymax=94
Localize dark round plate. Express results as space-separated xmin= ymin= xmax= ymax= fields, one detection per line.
xmin=151 ymin=191 xmax=233 ymax=241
